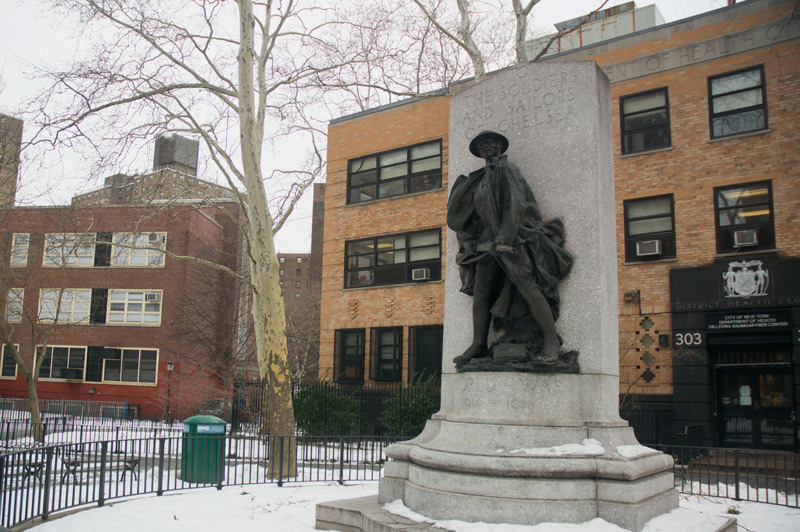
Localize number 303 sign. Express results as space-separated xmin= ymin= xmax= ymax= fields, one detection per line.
xmin=674 ymin=332 xmax=704 ymax=346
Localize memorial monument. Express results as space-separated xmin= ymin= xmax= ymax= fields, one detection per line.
xmin=317 ymin=62 xmax=730 ymax=531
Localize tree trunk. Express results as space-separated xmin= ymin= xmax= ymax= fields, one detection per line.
xmin=238 ymin=0 xmax=296 ymax=479
xmin=24 ymin=376 xmax=44 ymax=443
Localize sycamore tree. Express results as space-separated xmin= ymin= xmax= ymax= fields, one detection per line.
xmin=411 ymin=0 xmax=610 ymax=82
xmin=22 ymin=0 xmax=366 ymax=475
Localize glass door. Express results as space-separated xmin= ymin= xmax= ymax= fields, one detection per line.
xmin=717 ymin=366 xmax=795 ymax=450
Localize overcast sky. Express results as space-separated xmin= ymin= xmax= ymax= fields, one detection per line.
xmin=0 ymin=0 xmax=730 ymax=252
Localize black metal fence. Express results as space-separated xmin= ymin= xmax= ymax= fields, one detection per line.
xmin=0 ymin=434 xmax=399 ymax=529
xmin=0 ymin=433 xmax=798 ymax=528
xmin=0 ymin=418 xmax=184 ymax=451
xmin=655 ymin=444 xmax=800 ymax=507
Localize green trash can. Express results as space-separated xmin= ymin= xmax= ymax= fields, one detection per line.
xmin=181 ymin=415 xmax=227 ymax=483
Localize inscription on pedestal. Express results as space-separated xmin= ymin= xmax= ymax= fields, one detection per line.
xmin=459 ymin=67 xmax=579 ymax=140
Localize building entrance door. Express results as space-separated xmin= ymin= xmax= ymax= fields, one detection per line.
xmin=715 ymin=345 xmax=795 ymax=450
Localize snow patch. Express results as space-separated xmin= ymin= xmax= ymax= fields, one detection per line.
xmin=615 ymin=445 xmax=656 ymax=458
xmin=495 ymin=439 xmax=605 ymax=457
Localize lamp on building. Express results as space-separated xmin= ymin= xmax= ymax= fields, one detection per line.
xmin=623 ymin=289 xmax=641 ymax=303
xmin=166 ymin=362 xmax=175 ymax=424
xmin=88 ymin=387 xmax=96 ymax=395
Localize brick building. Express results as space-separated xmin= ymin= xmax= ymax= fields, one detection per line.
xmin=319 ymin=0 xmax=800 ymax=450
xmin=0 ymin=114 xmax=23 ymax=208
xmin=71 ymin=135 xmax=237 ymax=208
xmin=0 ymin=200 xmax=250 ymax=417
xmin=278 ymin=251 xmax=319 ymax=380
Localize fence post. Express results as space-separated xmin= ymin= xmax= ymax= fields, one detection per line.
xmin=277 ymin=437 xmax=285 ymax=488
xmin=157 ymin=438 xmax=165 ymax=496
xmin=0 ymin=455 xmax=5 ymax=527
xmin=98 ymin=442 xmax=108 ymax=507
xmin=338 ymin=437 xmax=345 ymax=485
xmin=734 ymin=449 xmax=741 ymax=501
xmin=42 ymin=447 xmax=54 ymax=521
xmin=216 ymin=434 xmax=225 ymax=491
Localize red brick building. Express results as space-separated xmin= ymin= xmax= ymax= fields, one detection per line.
xmin=319 ymin=0 xmax=800 ymax=450
xmin=0 ymin=202 xmax=249 ymax=417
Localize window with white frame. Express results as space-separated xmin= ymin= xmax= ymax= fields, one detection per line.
xmin=6 ymin=288 xmax=23 ymax=323
xmin=103 ymin=348 xmax=157 ymax=384
xmin=10 ymin=234 xmax=29 ymax=267
xmin=43 ymin=233 xmax=95 ymax=267
xmin=37 ymin=345 xmax=87 ymax=380
xmin=107 ymin=290 xmax=162 ymax=325
xmin=1 ymin=345 xmax=18 ymax=379
xmin=111 ymin=232 xmax=166 ymax=267
xmin=39 ymin=289 xmax=91 ymax=323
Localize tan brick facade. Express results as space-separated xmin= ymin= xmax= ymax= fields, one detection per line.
xmin=320 ymin=97 xmax=450 ymax=383
xmin=321 ymin=0 xmax=800 ymax=448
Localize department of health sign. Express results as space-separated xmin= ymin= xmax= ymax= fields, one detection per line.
xmin=707 ymin=311 xmax=790 ymax=332
xmin=602 ymin=17 xmax=800 ymax=83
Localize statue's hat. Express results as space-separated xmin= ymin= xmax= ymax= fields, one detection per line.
xmin=469 ymin=130 xmax=509 ymax=158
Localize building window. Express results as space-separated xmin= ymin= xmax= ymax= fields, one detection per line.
xmin=296 ymin=269 xmax=301 ymax=276
xmin=295 ymin=281 xmax=302 ymax=288
xmin=107 ymin=290 xmax=162 ymax=325
xmin=333 ymin=329 xmax=364 ymax=384
xmin=620 ymin=88 xmax=670 ymax=154
xmin=623 ymin=195 xmax=676 ymax=262
xmin=296 ymin=257 xmax=303 ymax=264
xmin=295 ymin=293 xmax=301 ymax=299
xmin=709 ymin=66 xmax=767 ymax=138
xmin=347 ymin=140 xmax=442 ymax=204
xmin=39 ymin=289 xmax=91 ymax=323
xmin=714 ymin=181 xmax=773 ymax=253
xmin=409 ymin=325 xmax=443 ymax=382
xmin=43 ymin=233 xmax=95 ymax=267
xmin=37 ymin=346 xmax=87 ymax=380
xmin=10 ymin=233 xmax=29 ymax=267
xmin=345 ymin=228 xmax=441 ymax=288
xmin=6 ymin=288 xmax=23 ymax=323
xmin=103 ymin=348 xmax=158 ymax=384
xmin=279 ymin=269 xmax=284 ymax=276
xmin=370 ymin=327 xmax=402 ymax=382
xmin=112 ymin=232 xmax=166 ymax=266
xmin=279 ymin=257 xmax=285 ymax=264
xmin=1 ymin=345 xmax=18 ymax=379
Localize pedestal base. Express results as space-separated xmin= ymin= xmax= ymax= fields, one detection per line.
xmin=376 ymin=416 xmax=678 ymax=532
xmin=316 ymin=495 xmax=737 ymax=532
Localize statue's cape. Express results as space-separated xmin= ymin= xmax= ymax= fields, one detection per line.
xmin=446 ymin=155 xmax=573 ymax=322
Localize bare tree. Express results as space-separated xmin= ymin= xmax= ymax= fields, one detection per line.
xmin=20 ymin=0 xmax=369 ymax=476
xmin=411 ymin=0 xmax=611 ymax=81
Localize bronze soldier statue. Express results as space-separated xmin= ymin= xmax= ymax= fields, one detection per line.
xmin=447 ymin=131 xmax=573 ymax=368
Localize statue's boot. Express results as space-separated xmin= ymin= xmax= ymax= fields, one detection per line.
xmin=527 ymin=289 xmax=561 ymax=364
xmin=454 ymin=303 xmax=492 ymax=364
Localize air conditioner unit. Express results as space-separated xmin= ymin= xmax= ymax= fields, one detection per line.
xmin=733 ymin=229 xmax=758 ymax=247
xmin=411 ymin=268 xmax=431 ymax=281
xmin=145 ymin=292 xmax=161 ymax=302
xmin=149 ymin=233 xmax=166 ymax=244
xmin=635 ymin=239 xmax=662 ymax=257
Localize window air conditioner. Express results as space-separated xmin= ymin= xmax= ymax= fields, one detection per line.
xmin=149 ymin=233 xmax=166 ymax=244
xmin=733 ymin=229 xmax=758 ymax=247
xmin=411 ymin=268 xmax=431 ymax=281
xmin=635 ymin=239 xmax=662 ymax=257
xmin=145 ymin=292 xmax=161 ymax=302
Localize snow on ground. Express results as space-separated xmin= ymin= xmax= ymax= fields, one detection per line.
xmin=22 ymin=482 xmax=800 ymax=532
